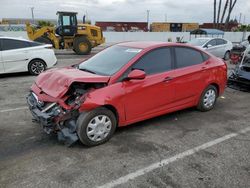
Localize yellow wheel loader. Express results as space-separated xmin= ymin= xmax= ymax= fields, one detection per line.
xmin=26 ymin=11 xmax=105 ymax=55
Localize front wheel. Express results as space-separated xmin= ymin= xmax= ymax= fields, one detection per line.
xmin=76 ymin=107 xmax=117 ymax=146
xmin=197 ymin=85 xmax=218 ymax=112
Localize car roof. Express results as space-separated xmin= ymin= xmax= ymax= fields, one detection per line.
xmin=0 ymin=36 xmax=32 ymax=42
xmin=193 ymin=37 xmax=227 ymax=40
xmin=117 ymin=41 xmax=190 ymax=49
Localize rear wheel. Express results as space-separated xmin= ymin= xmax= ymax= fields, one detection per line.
xmin=76 ymin=107 xmax=117 ymax=146
xmin=73 ymin=37 xmax=92 ymax=55
xmin=197 ymin=85 xmax=218 ymax=112
xmin=28 ymin=59 xmax=46 ymax=75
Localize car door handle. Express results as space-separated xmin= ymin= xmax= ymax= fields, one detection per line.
xmin=163 ymin=77 xmax=174 ymax=82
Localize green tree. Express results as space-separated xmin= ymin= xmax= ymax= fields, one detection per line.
xmin=37 ymin=21 xmax=54 ymax=27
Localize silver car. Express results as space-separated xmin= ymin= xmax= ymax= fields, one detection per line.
xmin=188 ymin=38 xmax=233 ymax=60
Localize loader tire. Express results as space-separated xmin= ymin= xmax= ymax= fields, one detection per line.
xmin=73 ymin=37 xmax=92 ymax=55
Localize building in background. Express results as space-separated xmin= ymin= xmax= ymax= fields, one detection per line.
xmin=150 ymin=22 xmax=199 ymax=32
xmin=95 ymin=22 xmax=148 ymax=32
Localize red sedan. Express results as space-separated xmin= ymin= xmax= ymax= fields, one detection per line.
xmin=27 ymin=41 xmax=227 ymax=146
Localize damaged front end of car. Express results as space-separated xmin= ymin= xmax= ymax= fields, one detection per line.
xmin=27 ymin=81 xmax=107 ymax=146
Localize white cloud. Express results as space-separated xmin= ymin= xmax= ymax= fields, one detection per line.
xmin=0 ymin=0 xmax=249 ymax=24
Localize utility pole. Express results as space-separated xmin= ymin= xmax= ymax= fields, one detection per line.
xmin=146 ymin=10 xmax=150 ymax=31
xmin=30 ymin=7 xmax=35 ymax=24
xmin=239 ymin=12 xmax=242 ymax=24
xmin=165 ymin=13 xmax=168 ymax=22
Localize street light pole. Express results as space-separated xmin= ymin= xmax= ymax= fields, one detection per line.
xmin=31 ymin=7 xmax=35 ymax=24
xmin=165 ymin=13 xmax=168 ymax=22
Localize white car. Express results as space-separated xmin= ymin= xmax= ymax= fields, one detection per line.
xmin=188 ymin=37 xmax=233 ymax=60
xmin=0 ymin=37 xmax=57 ymax=75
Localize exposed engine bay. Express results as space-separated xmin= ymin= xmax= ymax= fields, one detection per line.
xmin=27 ymin=82 xmax=107 ymax=146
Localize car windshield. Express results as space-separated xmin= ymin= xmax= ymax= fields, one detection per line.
xmin=78 ymin=45 xmax=142 ymax=76
xmin=188 ymin=38 xmax=210 ymax=46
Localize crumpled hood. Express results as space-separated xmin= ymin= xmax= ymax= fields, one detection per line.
xmin=35 ymin=67 xmax=110 ymax=98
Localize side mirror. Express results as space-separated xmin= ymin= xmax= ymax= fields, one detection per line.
xmin=206 ymin=44 xmax=212 ymax=48
xmin=127 ymin=69 xmax=146 ymax=80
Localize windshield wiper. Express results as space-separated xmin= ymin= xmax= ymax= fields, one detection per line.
xmin=79 ymin=68 xmax=96 ymax=74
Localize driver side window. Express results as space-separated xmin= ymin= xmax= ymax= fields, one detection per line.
xmin=132 ymin=47 xmax=172 ymax=75
xmin=206 ymin=39 xmax=217 ymax=47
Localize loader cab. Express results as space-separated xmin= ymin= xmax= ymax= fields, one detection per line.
xmin=56 ymin=11 xmax=78 ymax=37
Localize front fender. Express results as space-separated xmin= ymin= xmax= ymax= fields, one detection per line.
xmin=78 ymin=82 xmax=126 ymax=126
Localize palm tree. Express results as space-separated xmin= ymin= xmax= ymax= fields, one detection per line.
xmin=225 ymin=0 xmax=238 ymax=29
xmin=216 ymin=0 xmax=222 ymax=28
xmin=220 ymin=0 xmax=229 ymax=27
xmin=214 ymin=0 xmax=217 ymax=28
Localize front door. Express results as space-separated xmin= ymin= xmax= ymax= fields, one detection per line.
xmin=0 ymin=51 xmax=4 ymax=73
xmin=123 ymin=47 xmax=175 ymax=122
xmin=205 ymin=39 xmax=220 ymax=57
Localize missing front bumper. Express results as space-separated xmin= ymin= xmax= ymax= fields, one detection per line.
xmin=27 ymin=93 xmax=79 ymax=146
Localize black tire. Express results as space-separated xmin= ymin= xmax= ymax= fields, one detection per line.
xmin=34 ymin=36 xmax=52 ymax=45
xmin=224 ymin=51 xmax=230 ymax=60
xmin=76 ymin=107 xmax=117 ymax=146
xmin=73 ymin=36 xmax=92 ymax=55
xmin=28 ymin=59 xmax=46 ymax=75
xmin=197 ymin=85 xmax=218 ymax=112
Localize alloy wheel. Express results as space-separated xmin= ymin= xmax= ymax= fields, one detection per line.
xmin=30 ymin=61 xmax=45 ymax=75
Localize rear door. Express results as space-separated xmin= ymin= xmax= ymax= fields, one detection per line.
xmin=2 ymin=39 xmax=30 ymax=73
xmin=0 ymin=39 xmax=5 ymax=73
xmin=171 ymin=46 xmax=209 ymax=106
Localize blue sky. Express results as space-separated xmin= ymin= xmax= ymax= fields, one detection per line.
xmin=0 ymin=0 xmax=249 ymax=24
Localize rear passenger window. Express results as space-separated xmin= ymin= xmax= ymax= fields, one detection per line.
xmin=2 ymin=39 xmax=30 ymax=51
xmin=132 ymin=48 xmax=172 ymax=75
xmin=175 ymin=47 xmax=204 ymax=68
xmin=28 ymin=41 xmax=42 ymax=47
xmin=202 ymin=52 xmax=210 ymax=61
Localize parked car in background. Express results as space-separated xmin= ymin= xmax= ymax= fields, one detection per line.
xmin=27 ymin=41 xmax=227 ymax=146
xmin=239 ymin=40 xmax=249 ymax=48
xmin=0 ymin=37 xmax=57 ymax=75
xmin=188 ymin=37 xmax=233 ymax=60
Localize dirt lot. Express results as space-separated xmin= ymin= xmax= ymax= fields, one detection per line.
xmin=0 ymin=46 xmax=250 ymax=188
